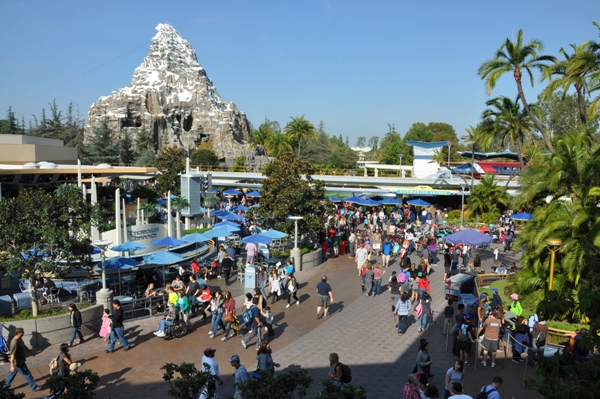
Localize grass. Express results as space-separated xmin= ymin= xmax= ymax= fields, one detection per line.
xmin=183 ymin=227 xmax=213 ymax=235
xmin=0 ymin=303 xmax=92 ymax=322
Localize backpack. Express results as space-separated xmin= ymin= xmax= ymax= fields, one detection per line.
xmin=536 ymin=331 xmax=546 ymax=347
xmin=475 ymin=386 xmax=496 ymax=399
xmin=49 ymin=356 xmax=60 ymax=375
xmin=469 ymin=299 xmax=480 ymax=318
xmin=398 ymin=271 xmax=407 ymax=284
xmin=242 ymin=306 xmax=255 ymax=325
xmin=339 ymin=363 xmax=352 ymax=383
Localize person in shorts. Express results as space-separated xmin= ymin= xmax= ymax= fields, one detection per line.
xmin=316 ymin=275 xmax=333 ymax=319
xmin=456 ymin=313 xmax=476 ymax=365
xmin=480 ymin=310 xmax=501 ymax=368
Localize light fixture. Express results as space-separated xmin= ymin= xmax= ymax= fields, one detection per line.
xmin=545 ymin=238 xmax=562 ymax=291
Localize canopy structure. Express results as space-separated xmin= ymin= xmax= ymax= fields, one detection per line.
xmin=458 ymin=146 xmax=523 ymax=162
xmin=232 ymin=205 xmax=249 ymax=212
xmin=218 ymin=213 xmax=244 ymax=221
xmin=407 ymin=198 xmax=431 ymax=207
xmin=378 ymin=198 xmax=402 ymax=205
xmin=357 ymin=198 xmax=381 ymax=206
xmin=223 ymin=189 xmax=243 ymax=196
xmin=260 ymin=229 xmax=289 ymax=239
xmin=443 ymin=229 xmax=493 ymax=246
xmin=151 ymin=236 xmax=187 ymax=248
xmin=344 ymin=196 xmax=365 ymax=203
xmin=510 ymin=212 xmax=533 ymax=221
xmin=328 ymin=196 xmax=343 ymax=202
xmin=213 ymin=221 xmax=242 ymax=229
xmin=182 ymin=232 xmax=212 ymax=243
xmin=95 ymin=256 xmax=140 ymax=295
xmin=143 ymin=251 xmax=183 ymax=265
xmin=241 ymin=235 xmax=273 ymax=244
xmin=396 ymin=186 xmax=457 ymax=196
xmin=245 ymin=191 xmax=261 ymax=197
xmin=205 ymin=227 xmax=236 ymax=237
xmin=110 ymin=241 xmax=149 ymax=255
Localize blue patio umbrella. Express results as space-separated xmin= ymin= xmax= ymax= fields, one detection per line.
xmin=182 ymin=232 xmax=213 ymax=243
xmin=344 ymin=196 xmax=365 ymax=203
xmin=241 ymin=234 xmax=273 ymax=244
xmin=407 ymin=198 xmax=431 ymax=207
xmin=510 ymin=212 xmax=533 ymax=221
xmin=246 ymin=191 xmax=261 ymax=197
xmin=110 ymin=241 xmax=149 ymax=256
xmin=357 ymin=198 xmax=381 ymax=206
xmin=214 ymin=220 xmax=241 ymax=228
xmin=443 ymin=229 xmax=493 ymax=246
xmin=223 ymin=189 xmax=243 ymax=196
xmin=143 ymin=251 xmax=183 ymax=265
xmin=212 ymin=209 xmax=229 ymax=216
xmin=232 ymin=205 xmax=249 ymax=212
xmin=378 ymin=198 xmax=402 ymax=205
xmin=219 ymin=213 xmax=244 ymax=221
xmin=205 ymin=227 xmax=236 ymax=238
xmin=156 ymin=199 xmax=168 ymax=206
xmin=151 ymin=236 xmax=187 ymax=248
xmin=328 ymin=196 xmax=343 ymax=202
xmin=21 ymin=248 xmax=50 ymax=259
xmin=260 ymin=229 xmax=289 ymax=239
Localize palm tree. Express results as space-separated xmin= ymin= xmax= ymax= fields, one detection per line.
xmin=139 ymin=202 xmax=158 ymax=224
xmin=541 ymin=42 xmax=594 ymax=126
xmin=461 ymin=125 xmax=492 ymax=189
xmin=284 ymin=116 xmax=316 ymax=159
xmin=265 ymin=130 xmax=292 ymax=158
xmin=481 ymin=96 xmax=538 ymax=168
xmin=171 ymin=196 xmax=190 ymax=239
xmin=467 ymin=175 xmax=510 ymax=216
xmin=478 ymin=29 xmax=557 ymax=153
xmin=249 ymin=125 xmax=272 ymax=153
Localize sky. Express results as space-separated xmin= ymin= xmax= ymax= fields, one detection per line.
xmin=1 ymin=0 xmax=598 ymax=145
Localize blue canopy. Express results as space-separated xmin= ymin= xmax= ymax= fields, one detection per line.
xmin=260 ymin=229 xmax=289 ymax=239
xmin=218 ymin=213 xmax=244 ymax=221
xmin=232 ymin=205 xmax=249 ymax=212
xmin=21 ymin=248 xmax=50 ymax=259
xmin=110 ymin=241 xmax=149 ymax=253
xmin=151 ymin=236 xmax=187 ymax=247
xmin=241 ymin=234 xmax=273 ymax=244
xmin=214 ymin=221 xmax=241 ymax=228
xmin=344 ymin=196 xmax=365 ymax=203
xmin=212 ymin=210 xmax=229 ymax=216
xmin=246 ymin=191 xmax=261 ymax=197
xmin=407 ymin=198 xmax=431 ymax=207
xmin=182 ymin=233 xmax=212 ymax=243
xmin=156 ymin=199 xmax=168 ymax=206
xmin=205 ymin=227 xmax=235 ymax=237
xmin=378 ymin=198 xmax=402 ymax=205
xmin=143 ymin=251 xmax=183 ymax=265
xmin=100 ymin=256 xmax=141 ymax=270
xmin=510 ymin=212 xmax=533 ymax=221
xmin=443 ymin=229 xmax=493 ymax=246
xmin=328 ymin=196 xmax=343 ymax=202
xmin=357 ymin=198 xmax=381 ymax=206
xmin=223 ymin=189 xmax=243 ymax=196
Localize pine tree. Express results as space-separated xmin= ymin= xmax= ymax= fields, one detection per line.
xmin=84 ymin=118 xmax=118 ymax=164
xmin=119 ymin=131 xmax=135 ymax=164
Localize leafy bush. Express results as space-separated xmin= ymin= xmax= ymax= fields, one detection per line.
xmin=0 ymin=381 xmax=24 ymax=399
xmin=235 ymin=156 xmax=245 ymax=166
xmin=162 ymin=362 xmax=217 ymax=399
xmin=190 ymin=149 xmax=219 ymax=166
xmin=0 ymin=304 xmax=92 ymax=322
xmin=131 ymin=185 xmax=160 ymax=203
xmin=480 ymin=212 xmax=499 ymax=225
xmin=447 ymin=210 xmax=462 ymax=220
xmin=45 ymin=370 xmax=100 ymax=399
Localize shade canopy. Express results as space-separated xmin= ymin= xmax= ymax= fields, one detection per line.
xmin=328 ymin=196 xmax=343 ymax=202
xmin=443 ymin=229 xmax=493 ymax=246
xmin=344 ymin=196 xmax=365 ymax=203
xmin=205 ymin=227 xmax=235 ymax=237
xmin=21 ymin=248 xmax=50 ymax=259
xmin=407 ymin=198 xmax=431 ymax=207
xmin=213 ymin=221 xmax=242 ymax=228
xmin=510 ymin=212 xmax=533 ymax=221
xmin=156 ymin=199 xmax=168 ymax=206
xmin=357 ymin=198 xmax=381 ymax=206
xmin=241 ymin=234 xmax=273 ymax=244
xmin=100 ymin=256 xmax=141 ymax=270
xmin=232 ymin=205 xmax=249 ymax=212
xmin=378 ymin=198 xmax=402 ymax=205
xmin=151 ymin=236 xmax=187 ymax=247
xmin=110 ymin=241 xmax=149 ymax=253
xmin=182 ymin=233 xmax=213 ymax=243
xmin=223 ymin=189 xmax=243 ymax=196
xmin=260 ymin=229 xmax=289 ymax=239
xmin=212 ymin=210 xmax=230 ymax=216
xmin=246 ymin=191 xmax=261 ymax=197
xmin=218 ymin=213 xmax=244 ymax=221
xmin=143 ymin=251 xmax=183 ymax=265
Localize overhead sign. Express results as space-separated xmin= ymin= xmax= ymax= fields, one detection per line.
xmin=396 ymin=186 xmax=457 ymax=196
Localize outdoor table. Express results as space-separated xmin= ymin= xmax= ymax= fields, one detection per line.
xmin=264 ymin=257 xmax=280 ymax=265
xmin=113 ymin=295 xmax=134 ymax=305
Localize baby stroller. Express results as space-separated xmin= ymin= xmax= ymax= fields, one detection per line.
xmin=392 ymin=242 xmax=401 ymax=258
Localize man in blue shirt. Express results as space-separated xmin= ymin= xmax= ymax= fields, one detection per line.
xmin=382 ymin=237 xmax=392 ymax=268
xmin=241 ymin=298 xmax=261 ymax=350
xmin=479 ymin=376 xmax=503 ymax=399
xmin=316 ymin=275 xmax=333 ymax=319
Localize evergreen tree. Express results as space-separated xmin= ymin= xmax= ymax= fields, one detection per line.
xmin=84 ymin=118 xmax=118 ymax=164
xmin=119 ymin=131 xmax=135 ymax=164
xmin=155 ymin=146 xmax=184 ymax=195
xmin=134 ymin=148 xmax=157 ymax=166
xmin=0 ymin=107 xmax=23 ymax=135
xmin=135 ymin=129 xmax=156 ymax=155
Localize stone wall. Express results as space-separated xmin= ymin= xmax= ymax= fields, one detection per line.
xmin=301 ymin=249 xmax=323 ymax=270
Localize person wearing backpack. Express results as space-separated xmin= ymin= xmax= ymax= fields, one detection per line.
xmin=328 ymin=353 xmax=350 ymax=391
xmin=530 ymin=313 xmax=548 ymax=363
xmin=477 ymin=376 xmax=503 ymax=399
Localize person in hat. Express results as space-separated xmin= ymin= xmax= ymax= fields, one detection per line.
xmin=504 ymin=293 xmax=522 ymax=328
xmin=200 ymin=347 xmax=223 ymax=399
xmin=229 ymin=354 xmax=249 ymax=399
xmin=154 ymin=302 xmax=179 ymax=338
xmin=475 ymin=293 xmax=489 ymax=337
xmin=490 ymin=288 xmax=502 ymax=310
xmin=456 ymin=314 xmax=476 ymax=366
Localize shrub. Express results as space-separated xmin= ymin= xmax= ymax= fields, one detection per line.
xmin=480 ymin=212 xmax=499 ymax=225
xmin=190 ymin=149 xmax=219 ymax=166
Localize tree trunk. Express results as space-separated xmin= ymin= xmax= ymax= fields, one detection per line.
xmin=576 ymin=85 xmax=587 ymax=126
xmin=471 ymin=143 xmax=476 ymax=190
xmin=515 ymin=78 xmax=555 ymax=153
xmin=514 ymin=133 xmax=525 ymax=169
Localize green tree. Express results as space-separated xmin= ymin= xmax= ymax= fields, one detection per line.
xmin=482 ymin=96 xmax=539 ymax=168
xmin=0 ymin=381 xmax=25 ymax=399
xmin=461 ymin=125 xmax=492 ymax=188
xmin=0 ymin=184 xmax=101 ymax=316
xmin=156 ymin=146 xmax=185 ymax=196
xmin=134 ymin=148 xmax=157 ymax=166
xmin=162 ymin=362 xmax=218 ymax=399
xmin=379 ymin=127 xmax=411 ymax=165
xmin=367 ymin=136 xmax=379 ymax=150
xmin=265 ymin=130 xmax=292 ymax=158
xmin=135 ymin=129 xmax=156 ymax=154
xmin=478 ymin=29 xmax=557 ymax=153
xmin=237 ymin=368 xmax=312 ymax=399
xmin=538 ymin=91 xmax=599 ymax=137
xmin=119 ymin=131 xmax=135 ymax=164
xmin=257 ymin=153 xmax=326 ymax=236
xmin=315 ymin=380 xmax=368 ymax=399
xmin=85 ymin=117 xmax=118 ymax=164
xmin=285 ymin=116 xmax=316 ymax=159
xmin=355 ymin=136 xmax=366 ymax=147
xmin=249 ymin=124 xmax=272 ymax=153
xmin=467 ymin=175 xmax=510 ymax=216
xmin=139 ymin=202 xmax=159 ymax=223
xmin=0 ymin=107 xmax=23 ymax=135
xmin=428 ymin=122 xmax=459 ymax=162
xmin=171 ymin=196 xmax=190 ymax=226
xmin=404 ymin=122 xmax=434 ymax=142
xmin=190 ymin=149 xmax=219 ymax=166
xmin=46 ymin=370 xmax=100 ymax=399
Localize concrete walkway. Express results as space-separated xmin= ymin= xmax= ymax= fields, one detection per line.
xmin=2 ymin=244 xmax=540 ymax=398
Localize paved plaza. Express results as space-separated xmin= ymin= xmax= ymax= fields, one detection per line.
xmin=2 ymin=245 xmax=541 ymax=399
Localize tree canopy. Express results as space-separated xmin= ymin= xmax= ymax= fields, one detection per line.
xmin=156 ymin=146 xmax=185 ymax=196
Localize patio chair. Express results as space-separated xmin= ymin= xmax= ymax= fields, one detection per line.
xmin=47 ymin=287 xmax=60 ymax=305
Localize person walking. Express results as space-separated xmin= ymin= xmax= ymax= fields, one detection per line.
xmin=415 ymin=340 xmax=433 ymax=385
xmin=316 ymin=275 xmax=333 ymax=319
xmin=209 ymin=291 xmax=225 ymax=339
xmin=363 ymin=264 xmax=374 ymax=297
xmin=241 ymin=297 xmax=261 ymax=350
xmin=200 ymin=347 xmax=224 ymax=399
xmin=448 ymin=382 xmax=472 ymax=399
xmin=382 ymin=237 xmax=392 ymax=268
xmin=417 ymin=272 xmax=431 ymax=299
xmin=256 ymin=341 xmax=281 ymax=376
xmin=480 ymin=310 xmax=502 ymax=368
xmin=403 ymin=374 xmax=422 ymax=399
xmin=478 ymin=376 xmax=503 ymax=399
xmin=285 ymin=275 xmax=300 ymax=308
xmin=389 ymin=275 xmax=401 ymax=322
xmin=355 ymin=244 xmax=368 ymax=276
xmin=221 ymin=290 xmax=237 ymax=341
xmin=228 ymin=354 xmax=249 ymax=399
xmin=395 ymin=292 xmax=412 ymax=334
xmin=444 ymin=360 xmax=465 ymax=399
xmin=416 ymin=293 xmax=432 ymax=333
xmin=328 ymin=353 xmax=344 ymax=392
xmin=67 ymin=303 xmax=85 ymax=347
xmin=372 ymin=264 xmax=385 ymax=296
xmin=268 ymin=268 xmax=282 ymax=304
xmin=221 ymin=253 xmax=234 ymax=286
xmin=107 ymin=300 xmax=131 ymax=353
xmin=4 ymin=328 xmax=42 ymax=392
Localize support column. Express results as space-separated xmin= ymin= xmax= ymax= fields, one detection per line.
xmin=167 ymin=191 xmax=173 ymax=237
xmin=91 ymin=177 xmax=100 ymax=242
xmin=115 ymin=188 xmax=122 ymax=245
xmin=291 ymin=248 xmax=302 ymax=272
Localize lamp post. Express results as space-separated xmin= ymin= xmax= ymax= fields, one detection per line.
xmin=447 ymin=142 xmax=451 ymax=167
xmin=460 ymin=183 xmax=465 ymax=228
xmin=289 ymin=216 xmax=303 ymax=271
xmin=398 ymin=154 xmax=404 ymax=177
xmin=545 ymin=238 xmax=562 ymax=290
xmin=93 ymin=239 xmax=113 ymax=309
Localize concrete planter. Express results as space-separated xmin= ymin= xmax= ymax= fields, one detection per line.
xmin=301 ymin=249 xmax=323 ymax=270
xmin=4 ymin=304 xmax=104 ymax=348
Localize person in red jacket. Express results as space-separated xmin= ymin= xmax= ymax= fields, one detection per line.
xmin=417 ymin=272 xmax=431 ymax=299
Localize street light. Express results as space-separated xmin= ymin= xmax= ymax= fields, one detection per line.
xmin=398 ymin=154 xmax=404 ymax=177
xmin=288 ymin=216 xmax=303 ymax=249
xmin=93 ymin=239 xmax=113 ymax=309
xmin=545 ymin=238 xmax=562 ymax=290
xmin=447 ymin=142 xmax=451 ymax=167
xmin=288 ymin=216 xmax=303 ymax=272
xmin=460 ymin=183 xmax=466 ymax=227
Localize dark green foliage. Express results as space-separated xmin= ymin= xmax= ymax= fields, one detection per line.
xmin=237 ymin=368 xmax=312 ymax=399
xmin=315 ymin=380 xmax=368 ymax=399
xmin=525 ymin=353 xmax=600 ymax=399
xmin=404 ymin=122 xmax=434 ymax=142
xmin=119 ymin=131 xmax=135 ymax=164
xmin=0 ymin=107 xmax=24 ymax=135
xmin=134 ymin=148 xmax=157 ymax=166
xmin=84 ymin=117 xmax=118 ymax=164
xmin=538 ymin=91 xmax=600 ymax=138
xmin=156 ymin=146 xmax=185 ymax=195
xmin=162 ymin=362 xmax=217 ymax=399
xmin=0 ymin=184 xmax=101 ymax=316
xmin=45 ymin=370 xmax=100 ymax=399
xmin=131 ymin=185 xmax=161 ymax=203
xmin=135 ymin=129 xmax=157 ymax=154
xmin=0 ymin=381 xmax=25 ymax=399
xmin=190 ymin=149 xmax=219 ymax=166
xmin=256 ymin=154 xmax=326 ymax=236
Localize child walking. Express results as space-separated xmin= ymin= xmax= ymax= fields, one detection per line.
xmin=99 ymin=309 xmax=112 ymax=345
xmin=262 ymin=306 xmax=274 ymax=337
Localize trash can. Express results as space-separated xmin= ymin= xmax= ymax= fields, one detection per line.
xmin=244 ymin=265 xmax=258 ymax=290
xmin=340 ymin=241 xmax=346 ymax=255
xmin=458 ymin=293 xmax=477 ymax=313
